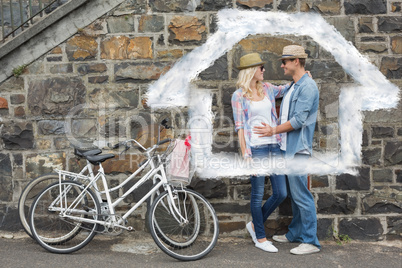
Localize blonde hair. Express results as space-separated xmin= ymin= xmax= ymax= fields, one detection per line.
xmin=236 ymin=66 xmax=264 ymax=99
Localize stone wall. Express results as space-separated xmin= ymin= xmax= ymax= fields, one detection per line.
xmin=0 ymin=0 xmax=401 ymax=242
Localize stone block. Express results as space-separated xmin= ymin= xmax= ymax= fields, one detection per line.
xmin=361 ymin=36 xmax=386 ymax=42
xmin=27 ymin=77 xmax=86 ymax=117
xmin=319 ymin=83 xmax=340 ymax=118
xmin=344 ymin=0 xmax=386 ymax=14
xmin=339 ymin=217 xmax=383 ymax=241
xmin=199 ymin=55 xmax=228 ymax=81
xmin=317 ymin=193 xmax=357 ymax=214
xmin=391 ymin=2 xmax=402 ymax=13
xmin=0 ymin=97 xmax=8 ymax=109
xmin=301 ymin=0 xmax=341 ymax=15
xmin=149 ymin=0 xmax=191 ymax=12
xmin=101 ymin=36 xmax=153 ymax=60
xmin=326 ymin=16 xmax=355 ymax=44
xmin=38 ymin=120 xmax=65 ymax=135
xmin=362 ymin=148 xmax=381 ymax=166
xmin=51 ymin=47 xmax=62 ymax=54
xmin=397 ymin=169 xmax=402 ymax=183
xmin=77 ymin=63 xmax=107 ymax=75
xmin=362 ymin=187 xmax=402 ymax=214
xmin=54 ymin=137 xmax=70 ymax=150
xmin=311 ymin=175 xmax=329 ymax=188
xmin=378 ymin=16 xmax=402 ymax=33
xmin=265 ymin=217 xmax=292 ymax=236
xmin=386 ymin=216 xmax=402 ymax=240
xmin=384 ymin=141 xmax=402 ymax=166
xmin=99 ymin=116 xmax=127 ymax=138
xmin=13 ymin=106 xmax=25 ymax=117
xmin=236 ymin=0 xmax=273 ymax=10
xmin=380 ymin=57 xmax=402 ymax=79
xmin=209 ymin=13 xmax=218 ymax=34
xmin=0 ymin=205 xmax=21 ymax=231
xmin=36 ymin=139 xmax=52 ymax=150
xmin=308 ymin=60 xmax=346 ymax=82
xmin=113 ymin=0 xmax=146 ymax=15
xmin=71 ymin=119 xmax=97 ymax=138
xmin=88 ymin=76 xmax=109 ymax=84
xmin=335 ymin=167 xmax=370 ymax=191
xmin=0 ymin=154 xmax=12 ymax=202
xmin=168 ymin=16 xmax=206 ymax=45
xmin=277 ymin=0 xmax=297 ymax=12
xmin=123 ymin=178 xmax=154 ymax=203
xmin=10 ymin=94 xmax=25 ymax=105
xmin=1 ymin=122 xmax=34 ymax=149
xmin=373 ymin=169 xmax=393 ymax=183
xmin=138 ymin=15 xmax=164 ymax=32
xmin=26 ymin=153 xmax=66 ymax=179
xmin=391 ymin=36 xmax=402 ymax=54
xmin=196 ymin=0 xmax=233 ymax=11
xmin=317 ymin=218 xmax=334 ymax=240
xmin=362 ymin=129 xmax=368 ymax=147
xmin=156 ymin=49 xmax=184 ymax=60
xmin=372 ymin=126 xmax=394 ymax=138
xmin=89 ymin=88 xmax=139 ymax=109
xmin=213 ymin=202 xmax=250 ymax=214
xmin=219 ymin=221 xmax=246 ymax=234
xmin=190 ymin=178 xmax=228 ymax=199
xmin=359 ymin=43 xmax=387 ymax=54
xmin=47 ymin=56 xmax=62 ymax=62
xmin=0 ymin=77 xmax=24 ymax=92
xmin=114 ymin=62 xmax=171 ymax=83
xmin=48 ymin=63 xmax=73 ymax=74
xmin=66 ymin=35 xmax=98 ymax=61
xmin=107 ymin=16 xmax=134 ymax=33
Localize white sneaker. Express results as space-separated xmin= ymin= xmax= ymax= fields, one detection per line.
xmin=246 ymin=222 xmax=257 ymax=244
xmin=272 ymin=234 xmax=290 ymax=243
xmin=290 ymin=243 xmax=320 ymax=255
xmin=255 ymin=241 xmax=278 ymax=253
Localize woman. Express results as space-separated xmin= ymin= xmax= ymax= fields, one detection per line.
xmin=231 ymin=53 xmax=288 ymax=253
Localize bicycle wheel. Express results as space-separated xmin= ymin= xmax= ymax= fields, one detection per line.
xmin=148 ymin=188 xmax=219 ymax=261
xmin=29 ymin=180 xmax=100 ymax=254
xmin=18 ymin=173 xmax=60 ymax=238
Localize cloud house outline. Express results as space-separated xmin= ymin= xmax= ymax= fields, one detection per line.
xmin=146 ymin=9 xmax=400 ymax=178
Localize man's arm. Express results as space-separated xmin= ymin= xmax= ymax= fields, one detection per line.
xmin=253 ymin=121 xmax=294 ymax=137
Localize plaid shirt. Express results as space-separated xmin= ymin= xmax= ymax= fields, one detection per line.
xmin=231 ymin=82 xmax=289 ymax=158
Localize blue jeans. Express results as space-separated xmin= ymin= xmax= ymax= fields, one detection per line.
xmin=285 ymin=154 xmax=321 ymax=248
xmin=250 ymin=144 xmax=287 ymax=240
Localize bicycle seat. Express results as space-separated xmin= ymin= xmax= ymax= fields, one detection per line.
xmin=74 ymin=148 xmax=102 ymax=158
xmin=86 ymin=154 xmax=115 ymax=165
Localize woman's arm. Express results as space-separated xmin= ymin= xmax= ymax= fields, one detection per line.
xmin=238 ymin=129 xmax=248 ymax=158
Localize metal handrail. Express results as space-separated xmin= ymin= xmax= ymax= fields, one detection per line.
xmin=1 ymin=0 xmax=65 ymax=43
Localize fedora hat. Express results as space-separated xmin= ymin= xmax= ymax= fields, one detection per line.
xmin=279 ymin=45 xmax=308 ymax=60
xmin=237 ymin=53 xmax=266 ymax=70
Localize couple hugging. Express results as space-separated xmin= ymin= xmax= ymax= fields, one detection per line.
xmin=231 ymin=45 xmax=320 ymax=255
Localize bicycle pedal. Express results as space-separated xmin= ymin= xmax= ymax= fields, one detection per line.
xmin=127 ymin=226 xmax=134 ymax=232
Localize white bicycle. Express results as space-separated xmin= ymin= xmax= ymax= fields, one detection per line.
xmin=28 ymin=137 xmax=219 ymax=261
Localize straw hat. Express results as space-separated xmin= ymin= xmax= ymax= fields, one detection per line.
xmin=279 ymin=45 xmax=308 ymax=60
xmin=237 ymin=53 xmax=266 ymax=70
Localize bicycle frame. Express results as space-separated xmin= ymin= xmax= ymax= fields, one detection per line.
xmin=51 ymin=141 xmax=189 ymax=230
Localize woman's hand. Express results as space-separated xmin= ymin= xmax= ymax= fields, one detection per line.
xmin=306 ymin=70 xmax=312 ymax=78
xmin=253 ymin=122 xmax=275 ymax=137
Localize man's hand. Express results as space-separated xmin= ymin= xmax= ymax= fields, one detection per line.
xmin=253 ymin=122 xmax=275 ymax=137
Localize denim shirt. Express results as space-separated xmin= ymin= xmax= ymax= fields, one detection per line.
xmin=232 ymin=82 xmax=289 ymax=158
xmin=280 ymin=73 xmax=319 ymax=158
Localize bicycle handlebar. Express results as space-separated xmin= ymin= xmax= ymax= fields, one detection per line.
xmin=157 ymin=138 xmax=171 ymax=145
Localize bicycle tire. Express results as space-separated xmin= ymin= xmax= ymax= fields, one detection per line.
xmin=148 ymin=188 xmax=219 ymax=261
xmin=29 ymin=180 xmax=100 ymax=254
xmin=18 ymin=173 xmax=60 ymax=238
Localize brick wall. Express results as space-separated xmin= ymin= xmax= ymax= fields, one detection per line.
xmin=0 ymin=0 xmax=401 ymax=242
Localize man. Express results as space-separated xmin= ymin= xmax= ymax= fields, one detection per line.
xmin=254 ymin=45 xmax=320 ymax=255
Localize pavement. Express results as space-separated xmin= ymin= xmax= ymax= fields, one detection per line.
xmin=0 ymin=231 xmax=401 ymax=268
